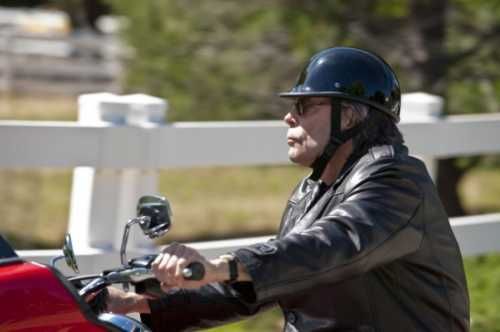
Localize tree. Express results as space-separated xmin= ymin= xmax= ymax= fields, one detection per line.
xmin=110 ymin=1 xmax=295 ymax=120
xmin=109 ymin=0 xmax=500 ymax=215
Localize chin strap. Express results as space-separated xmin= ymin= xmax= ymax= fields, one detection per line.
xmin=310 ymin=98 xmax=364 ymax=181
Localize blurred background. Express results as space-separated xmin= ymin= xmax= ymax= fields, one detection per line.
xmin=1 ymin=0 xmax=500 ymax=331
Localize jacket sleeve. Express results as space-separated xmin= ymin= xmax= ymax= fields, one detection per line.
xmin=232 ymin=159 xmax=424 ymax=303
xmin=142 ymin=281 xmax=274 ymax=331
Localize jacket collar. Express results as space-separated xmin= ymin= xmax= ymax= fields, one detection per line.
xmin=307 ymin=143 xmax=409 ymax=193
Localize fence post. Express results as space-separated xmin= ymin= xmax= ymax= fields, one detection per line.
xmin=68 ymin=93 xmax=167 ymax=251
xmin=400 ymin=92 xmax=443 ymax=180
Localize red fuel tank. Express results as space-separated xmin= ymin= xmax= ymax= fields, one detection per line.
xmin=0 ymin=259 xmax=106 ymax=331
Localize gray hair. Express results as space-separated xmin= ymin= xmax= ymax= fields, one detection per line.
xmin=340 ymin=101 xmax=369 ymax=130
xmin=341 ymin=100 xmax=404 ymax=152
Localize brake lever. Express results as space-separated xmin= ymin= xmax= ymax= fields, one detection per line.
xmin=78 ymin=277 xmax=108 ymax=297
xmin=77 ymin=268 xmax=139 ymax=297
xmin=77 ymin=266 xmax=157 ymax=298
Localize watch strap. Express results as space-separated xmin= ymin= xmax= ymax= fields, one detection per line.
xmin=219 ymin=254 xmax=238 ymax=283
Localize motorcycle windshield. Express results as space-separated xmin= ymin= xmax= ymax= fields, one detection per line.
xmin=0 ymin=235 xmax=17 ymax=260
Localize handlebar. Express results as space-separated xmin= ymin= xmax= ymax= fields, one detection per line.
xmin=77 ymin=258 xmax=205 ymax=298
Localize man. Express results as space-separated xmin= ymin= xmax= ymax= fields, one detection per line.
xmin=106 ymin=47 xmax=470 ymax=331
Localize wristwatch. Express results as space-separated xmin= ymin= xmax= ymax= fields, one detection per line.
xmin=219 ymin=254 xmax=238 ymax=283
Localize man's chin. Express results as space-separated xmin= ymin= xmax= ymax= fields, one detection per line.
xmin=288 ymin=153 xmax=311 ymax=167
xmin=288 ymin=151 xmax=298 ymax=163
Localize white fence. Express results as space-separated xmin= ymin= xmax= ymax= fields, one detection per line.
xmin=0 ymin=29 xmax=123 ymax=95
xmin=1 ymin=92 xmax=499 ymax=274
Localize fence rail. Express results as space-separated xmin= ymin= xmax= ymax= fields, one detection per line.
xmin=2 ymin=113 xmax=500 ymax=169
xmin=17 ymin=212 xmax=500 ymax=275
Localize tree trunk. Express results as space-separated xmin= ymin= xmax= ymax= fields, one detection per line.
xmin=409 ymin=0 xmax=466 ymax=216
xmin=436 ymin=159 xmax=466 ymax=216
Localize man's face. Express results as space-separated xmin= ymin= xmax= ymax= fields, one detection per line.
xmin=284 ymin=96 xmax=332 ymax=167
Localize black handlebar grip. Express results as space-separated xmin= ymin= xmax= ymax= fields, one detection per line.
xmin=182 ymin=262 xmax=205 ymax=280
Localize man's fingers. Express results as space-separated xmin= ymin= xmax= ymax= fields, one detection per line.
xmin=152 ymin=253 xmax=169 ymax=280
xmin=175 ymin=257 xmax=187 ymax=278
xmin=84 ymin=291 xmax=98 ymax=303
xmin=167 ymin=246 xmax=187 ymax=280
xmin=152 ymin=253 xmax=163 ymax=266
xmin=158 ymin=252 xmax=170 ymax=272
xmin=152 ymin=243 xmax=210 ymax=288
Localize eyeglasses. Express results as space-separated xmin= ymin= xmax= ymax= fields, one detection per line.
xmin=293 ymin=99 xmax=330 ymax=116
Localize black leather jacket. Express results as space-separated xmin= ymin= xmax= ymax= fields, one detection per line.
xmin=143 ymin=144 xmax=470 ymax=332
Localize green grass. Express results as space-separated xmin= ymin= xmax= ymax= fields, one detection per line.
xmin=460 ymin=168 xmax=500 ymax=214
xmin=0 ymin=166 xmax=308 ymax=249
xmin=465 ymin=255 xmax=500 ymax=331
xmin=0 ymin=169 xmax=73 ymax=248
xmin=0 ymin=94 xmax=78 ymax=121
xmin=1 ymin=95 xmax=500 ymax=331
xmin=207 ymin=308 xmax=284 ymax=332
xmin=157 ymin=166 xmax=307 ymax=243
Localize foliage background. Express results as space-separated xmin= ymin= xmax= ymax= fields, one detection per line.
xmin=108 ymin=0 xmax=500 ymax=218
xmin=109 ymin=0 xmax=500 ymax=120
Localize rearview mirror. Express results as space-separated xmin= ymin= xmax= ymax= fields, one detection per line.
xmin=120 ymin=195 xmax=172 ymax=267
xmin=51 ymin=233 xmax=79 ymax=274
xmin=136 ymin=195 xmax=172 ymax=239
xmin=62 ymin=233 xmax=80 ymax=274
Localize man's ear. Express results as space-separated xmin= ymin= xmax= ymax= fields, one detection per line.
xmin=341 ymin=105 xmax=356 ymax=130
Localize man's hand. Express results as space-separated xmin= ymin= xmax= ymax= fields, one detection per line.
xmin=104 ymin=287 xmax=151 ymax=314
xmin=151 ymin=243 xmax=228 ymax=292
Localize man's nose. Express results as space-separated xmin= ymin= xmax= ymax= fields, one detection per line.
xmin=284 ymin=111 xmax=297 ymax=127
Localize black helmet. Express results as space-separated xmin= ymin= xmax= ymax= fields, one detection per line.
xmin=280 ymin=47 xmax=401 ymax=122
xmin=280 ymin=47 xmax=401 ymax=180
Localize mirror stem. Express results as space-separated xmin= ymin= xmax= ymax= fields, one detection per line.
xmin=120 ymin=216 xmax=151 ymax=267
xmin=50 ymin=255 xmax=65 ymax=268
xmin=120 ymin=216 xmax=151 ymax=292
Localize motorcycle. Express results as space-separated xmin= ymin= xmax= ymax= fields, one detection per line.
xmin=0 ymin=195 xmax=204 ymax=331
